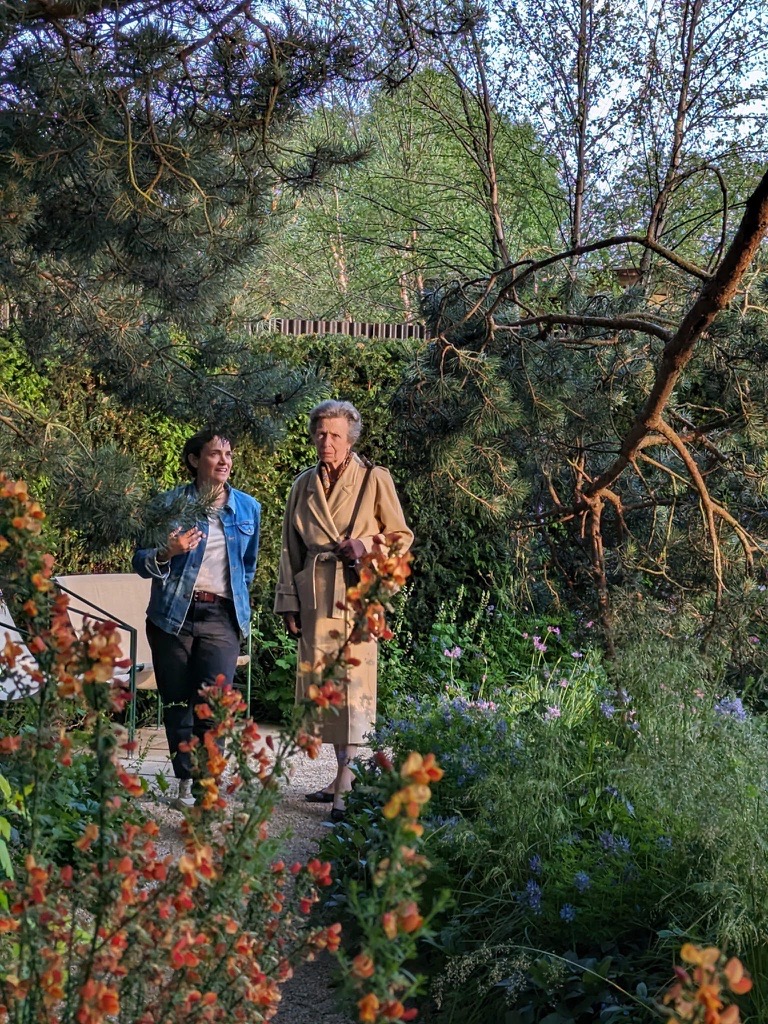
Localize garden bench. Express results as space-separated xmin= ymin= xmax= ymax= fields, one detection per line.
xmin=0 ymin=598 xmax=41 ymax=700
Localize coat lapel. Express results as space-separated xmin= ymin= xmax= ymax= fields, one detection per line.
xmin=306 ymin=466 xmax=341 ymax=542
xmin=326 ymin=455 xmax=364 ymax=530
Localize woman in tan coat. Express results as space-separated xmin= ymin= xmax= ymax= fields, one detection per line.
xmin=275 ymin=400 xmax=413 ymax=820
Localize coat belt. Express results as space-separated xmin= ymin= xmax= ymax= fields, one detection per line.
xmin=303 ymin=551 xmax=347 ymax=617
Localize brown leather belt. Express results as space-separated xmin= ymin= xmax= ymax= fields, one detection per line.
xmin=193 ymin=590 xmax=230 ymax=604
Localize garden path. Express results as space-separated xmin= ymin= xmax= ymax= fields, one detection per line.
xmin=125 ymin=726 xmax=354 ymax=1024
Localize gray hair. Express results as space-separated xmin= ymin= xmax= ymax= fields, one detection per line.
xmin=308 ymin=400 xmax=362 ymax=444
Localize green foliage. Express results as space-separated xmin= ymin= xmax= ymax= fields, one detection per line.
xmin=326 ymin=751 xmax=452 ymax=1020
xmin=247 ymin=613 xmax=298 ymax=722
xmin=432 ymin=947 xmax=663 ymax=1024
xmin=256 ymin=70 xmax=562 ymax=321
xmin=2 ymin=720 xmax=143 ymax=868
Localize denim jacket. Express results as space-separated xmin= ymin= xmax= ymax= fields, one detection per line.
xmin=132 ymin=483 xmax=260 ymax=637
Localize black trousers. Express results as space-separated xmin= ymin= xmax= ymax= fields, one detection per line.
xmin=146 ymin=600 xmax=241 ymax=779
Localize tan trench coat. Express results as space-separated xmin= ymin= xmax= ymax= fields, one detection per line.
xmin=274 ymin=454 xmax=413 ymax=745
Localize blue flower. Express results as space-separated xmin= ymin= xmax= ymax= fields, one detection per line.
xmin=600 ymin=702 xmax=616 ymax=720
xmin=656 ymin=835 xmax=673 ymax=851
xmin=714 ymin=696 xmax=747 ymax=722
xmin=573 ymin=870 xmax=591 ymax=892
xmin=559 ymin=903 xmax=577 ymax=922
xmin=599 ymin=831 xmax=615 ymax=851
xmin=529 ymin=854 xmax=542 ymax=875
xmin=523 ymin=879 xmax=543 ymax=914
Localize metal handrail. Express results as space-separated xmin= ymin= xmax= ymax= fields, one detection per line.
xmin=54 ymin=582 xmax=143 ymax=742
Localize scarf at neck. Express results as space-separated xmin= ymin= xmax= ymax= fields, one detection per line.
xmin=319 ymin=450 xmax=353 ymax=498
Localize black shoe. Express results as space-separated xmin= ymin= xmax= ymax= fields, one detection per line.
xmin=305 ymin=789 xmax=334 ymax=804
xmin=330 ymin=807 xmax=346 ymax=823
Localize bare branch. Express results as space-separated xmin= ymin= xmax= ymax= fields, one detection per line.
xmin=585 ymin=168 xmax=768 ymax=499
xmin=512 ymin=313 xmax=673 ymax=343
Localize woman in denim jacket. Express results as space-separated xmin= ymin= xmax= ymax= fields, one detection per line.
xmin=133 ymin=427 xmax=260 ymax=809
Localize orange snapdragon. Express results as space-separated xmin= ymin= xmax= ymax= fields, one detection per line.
xmin=664 ymin=944 xmax=752 ymax=1024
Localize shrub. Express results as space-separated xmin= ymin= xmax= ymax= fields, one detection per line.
xmin=329 ymin=621 xmax=768 ymax=1021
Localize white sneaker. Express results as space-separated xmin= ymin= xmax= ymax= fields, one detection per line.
xmin=170 ymin=778 xmax=195 ymax=811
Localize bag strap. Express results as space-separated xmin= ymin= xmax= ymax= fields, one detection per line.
xmin=344 ymin=457 xmax=374 ymax=539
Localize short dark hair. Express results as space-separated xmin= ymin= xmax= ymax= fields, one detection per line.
xmin=181 ymin=427 xmax=232 ymax=479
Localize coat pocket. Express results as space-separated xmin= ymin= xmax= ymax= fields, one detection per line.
xmin=294 ymin=566 xmax=313 ymax=610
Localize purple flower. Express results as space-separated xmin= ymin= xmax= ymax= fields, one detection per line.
xmin=443 ymin=646 xmax=463 ymax=659
xmin=571 ymin=650 xmax=584 ymax=659
xmin=573 ymin=870 xmax=591 ymax=892
xmin=533 ymin=635 xmax=548 ymax=653
xmin=749 ymin=635 xmax=760 ymax=645
xmin=559 ymin=903 xmax=577 ymax=922
xmin=585 ymin=620 xmax=594 ymax=628
xmin=546 ymin=625 xmax=561 ymax=635
xmin=544 ymin=706 xmax=561 ymax=721
xmin=529 ymin=854 xmax=542 ymax=874
xmin=559 ymin=678 xmax=569 ymax=688
xmin=600 ymin=702 xmax=616 ymax=720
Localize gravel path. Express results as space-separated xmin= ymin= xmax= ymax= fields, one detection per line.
xmin=271 ymin=745 xmax=355 ymax=1024
xmin=133 ymin=729 xmax=355 ymax=1024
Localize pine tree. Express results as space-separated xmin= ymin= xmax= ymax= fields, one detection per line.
xmin=0 ymin=0 xmax=364 ymax=540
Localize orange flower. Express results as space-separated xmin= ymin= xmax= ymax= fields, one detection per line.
xmin=724 ymin=958 xmax=752 ymax=996
xmin=75 ymin=823 xmax=99 ymax=852
xmin=307 ymin=681 xmax=346 ymax=709
xmin=78 ymin=979 xmax=120 ymax=1022
xmin=396 ymin=901 xmax=423 ymax=934
xmin=681 ymin=944 xmax=721 ymax=969
xmin=178 ymin=843 xmax=216 ymax=888
xmin=297 ymin=730 xmax=322 ymax=759
xmin=351 ymin=953 xmax=375 ymax=979
xmin=358 ymin=992 xmax=380 ymax=1023
xmin=381 ymin=1000 xmax=406 ymax=1020
xmin=400 ymin=752 xmax=443 ymax=784
xmin=117 ymin=769 xmax=144 ymax=797
xmin=326 ymin=923 xmax=342 ymax=952
xmin=306 ymin=858 xmax=333 ymax=886
xmin=381 ymin=911 xmax=397 ymax=940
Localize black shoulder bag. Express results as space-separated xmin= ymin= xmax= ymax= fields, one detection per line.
xmin=338 ymin=457 xmax=374 ymax=585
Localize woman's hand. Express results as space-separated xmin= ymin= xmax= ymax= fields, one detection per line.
xmin=282 ymin=612 xmax=302 ymax=638
xmin=158 ymin=527 xmax=203 ymax=561
xmin=335 ymin=538 xmax=366 ymax=563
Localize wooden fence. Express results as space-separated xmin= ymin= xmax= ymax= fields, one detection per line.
xmin=250 ymin=317 xmax=428 ymax=340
